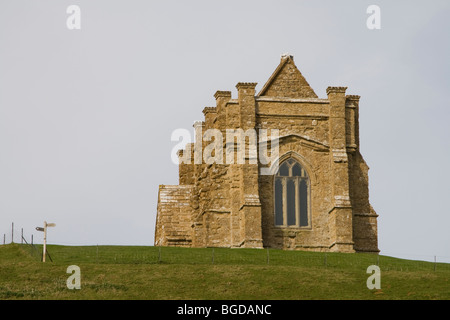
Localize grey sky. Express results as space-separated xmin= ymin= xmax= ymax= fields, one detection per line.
xmin=0 ymin=0 xmax=449 ymax=262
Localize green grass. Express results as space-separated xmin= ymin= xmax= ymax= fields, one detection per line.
xmin=0 ymin=243 xmax=449 ymax=300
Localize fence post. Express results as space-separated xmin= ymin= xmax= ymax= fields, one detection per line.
xmin=266 ymin=248 xmax=270 ymax=265
xmin=11 ymin=222 xmax=14 ymax=243
xmin=324 ymin=253 xmax=327 ymax=267
xmin=158 ymin=245 xmax=161 ymax=263
xmin=21 ymin=228 xmax=23 ymax=244
xmin=212 ymin=248 xmax=215 ymax=264
xmin=3 ymin=234 xmax=5 ymax=245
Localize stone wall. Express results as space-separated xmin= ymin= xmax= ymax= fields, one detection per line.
xmin=155 ymin=185 xmax=193 ymax=247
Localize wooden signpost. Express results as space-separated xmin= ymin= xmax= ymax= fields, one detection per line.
xmin=35 ymin=221 xmax=56 ymax=262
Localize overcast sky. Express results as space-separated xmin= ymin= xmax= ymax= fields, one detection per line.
xmin=0 ymin=0 xmax=449 ymax=263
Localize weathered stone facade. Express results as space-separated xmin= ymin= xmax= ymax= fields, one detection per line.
xmin=155 ymin=55 xmax=379 ymax=253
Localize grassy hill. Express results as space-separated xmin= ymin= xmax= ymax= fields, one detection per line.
xmin=0 ymin=243 xmax=448 ymax=300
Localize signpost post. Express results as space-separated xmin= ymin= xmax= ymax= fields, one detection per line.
xmin=36 ymin=221 xmax=56 ymax=262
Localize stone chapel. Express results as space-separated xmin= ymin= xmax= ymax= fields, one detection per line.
xmin=155 ymin=54 xmax=379 ymax=253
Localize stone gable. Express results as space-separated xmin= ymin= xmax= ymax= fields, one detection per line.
xmin=258 ymin=54 xmax=318 ymax=98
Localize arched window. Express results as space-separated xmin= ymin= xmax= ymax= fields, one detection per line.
xmin=274 ymin=158 xmax=310 ymax=227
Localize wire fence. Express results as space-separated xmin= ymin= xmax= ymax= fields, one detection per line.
xmin=14 ymin=244 xmax=449 ymax=273
xmin=3 ymin=222 xmax=450 ymax=272
xmin=20 ymin=236 xmax=45 ymax=262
